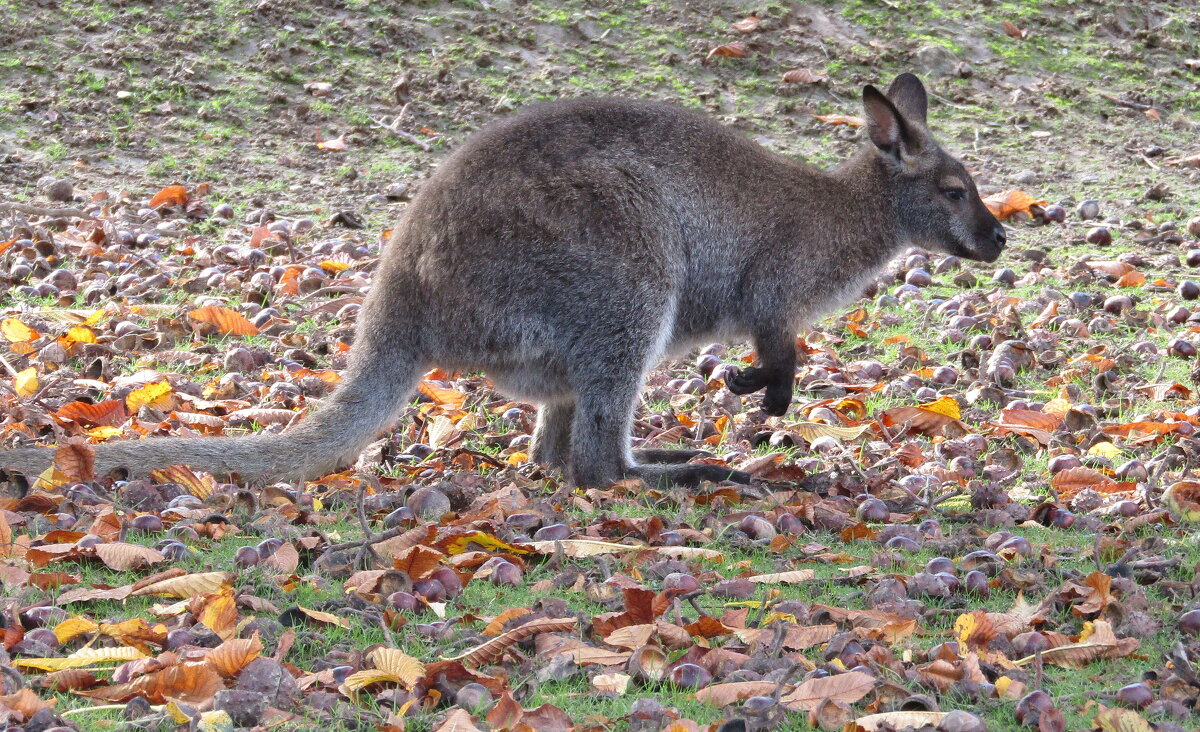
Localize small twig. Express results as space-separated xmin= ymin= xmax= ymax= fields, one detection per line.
xmin=370 ymin=115 xmax=432 ymax=152
xmin=314 ymin=524 xmax=409 ymax=569
xmin=0 ymin=352 xmax=19 ymax=378
xmin=770 ymin=661 xmax=807 ymax=702
xmin=0 ymin=202 xmax=95 ymax=220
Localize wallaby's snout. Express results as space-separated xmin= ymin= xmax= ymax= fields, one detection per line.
xmin=862 ymin=73 xmax=1008 ymax=265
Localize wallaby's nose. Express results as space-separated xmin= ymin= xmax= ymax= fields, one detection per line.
xmin=993 ymin=225 xmax=1007 ymax=248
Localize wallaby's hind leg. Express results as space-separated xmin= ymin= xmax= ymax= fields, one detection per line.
xmin=531 ymin=401 xmax=573 ymax=469
xmin=568 ymin=368 xmax=749 ymax=488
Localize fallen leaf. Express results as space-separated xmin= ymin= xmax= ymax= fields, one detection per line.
xmin=188 ymin=305 xmax=259 ymax=336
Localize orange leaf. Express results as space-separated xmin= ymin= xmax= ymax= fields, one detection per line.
xmin=811 ymin=113 xmax=864 ymax=127
xmin=149 ymin=185 xmax=189 ymax=208
xmin=206 ymin=635 xmax=263 ymax=678
xmin=730 ymin=16 xmax=760 ymax=33
xmin=982 ymin=189 xmax=1046 ymax=220
xmin=393 ymin=545 xmax=445 ymax=579
xmin=188 ymin=305 xmax=259 ymax=336
xmin=705 ymin=42 xmax=748 ymax=62
xmin=56 ymin=399 xmax=128 ymax=427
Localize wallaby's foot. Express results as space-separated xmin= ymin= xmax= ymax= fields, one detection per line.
xmin=632 ymin=448 xmax=711 ymax=464
xmin=633 ymin=462 xmax=752 ymax=487
xmin=725 ymin=366 xmax=770 ymax=395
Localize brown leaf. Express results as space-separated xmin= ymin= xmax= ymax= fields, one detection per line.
xmin=263 ymin=542 xmax=300 ymax=573
xmin=1093 ymin=707 xmax=1153 ymax=732
xmin=188 ymin=305 xmax=259 ymax=336
xmin=447 ymin=617 xmax=579 ymax=668
xmin=853 ymin=711 xmax=948 ymax=731
xmin=780 ymin=670 xmax=875 ymax=710
xmin=1002 ymin=20 xmax=1028 ymax=38
xmin=79 ymin=661 xmax=223 ymax=704
xmin=94 ymin=542 xmax=165 ymax=571
xmin=53 ymin=437 xmax=96 ymax=482
xmin=483 ymin=608 xmax=533 ymax=637
xmin=696 ymin=680 xmax=778 ymax=705
xmin=782 ymin=68 xmax=826 ymax=84
xmin=730 ymin=16 xmax=760 ymax=33
xmin=487 ymin=691 xmax=524 ymax=729
xmin=1051 ymin=467 xmax=1118 ymax=497
xmin=705 ymin=41 xmax=748 ymax=62
xmin=131 ymin=570 xmax=235 ymax=598
xmin=434 ymin=709 xmax=485 ymax=732
xmin=149 ymin=185 xmax=189 ymax=208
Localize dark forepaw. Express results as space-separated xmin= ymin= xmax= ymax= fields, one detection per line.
xmin=726 ymin=366 xmax=769 ymax=395
xmin=761 ymin=383 xmax=792 ymax=416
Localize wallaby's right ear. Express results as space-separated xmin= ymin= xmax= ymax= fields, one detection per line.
xmin=862 ymin=84 xmax=923 ymax=167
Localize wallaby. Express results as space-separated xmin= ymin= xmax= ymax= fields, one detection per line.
xmin=0 ymin=74 xmax=1005 ymax=490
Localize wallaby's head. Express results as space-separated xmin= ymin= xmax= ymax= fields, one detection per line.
xmin=862 ymin=73 xmax=1006 ymax=263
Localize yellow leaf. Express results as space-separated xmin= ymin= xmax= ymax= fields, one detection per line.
xmin=14 ymin=367 xmax=38 ymax=397
xmin=13 ymin=645 xmax=146 ymax=671
xmin=1043 ymin=397 xmax=1072 ymax=417
xmin=127 ymin=381 xmax=173 ymax=411
xmin=85 ymin=426 xmax=124 ymax=440
xmin=955 ymin=613 xmax=978 ymax=645
xmin=918 ymin=396 xmax=961 ymax=420
xmin=1 ymin=318 xmax=37 ymax=342
xmin=341 ymin=647 xmax=425 ymax=693
xmin=790 ymin=422 xmax=869 ymax=442
xmin=440 ymin=531 xmax=534 ymax=556
xmin=1088 ymin=442 xmax=1122 ymax=460
xmin=33 ymin=466 xmax=68 ymax=491
xmin=319 ymin=260 xmax=350 ymax=273
xmin=506 ymin=452 xmax=529 ymax=465
xmin=66 ymin=326 xmax=97 ymax=344
xmin=132 ymin=571 xmax=236 ymax=599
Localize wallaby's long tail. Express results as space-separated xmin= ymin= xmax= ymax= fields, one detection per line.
xmin=0 ymin=351 xmax=422 ymax=485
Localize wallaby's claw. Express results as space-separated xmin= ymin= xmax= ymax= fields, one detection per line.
xmin=726 ymin=366 xmax=769 ymax=395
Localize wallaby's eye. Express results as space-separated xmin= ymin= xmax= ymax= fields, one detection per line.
xmin=942 ymin=188 xmax=966 ymax=202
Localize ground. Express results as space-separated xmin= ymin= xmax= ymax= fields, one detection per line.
xmin=1 ymin=1 xmax=1200 ymax=731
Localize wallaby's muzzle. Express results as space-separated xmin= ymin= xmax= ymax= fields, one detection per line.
xmin=970 ymin=223 xmax=1007 ymax=263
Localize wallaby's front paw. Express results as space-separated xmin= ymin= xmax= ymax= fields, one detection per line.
xmin=726 ymin=366 xmax=769 ymax=395
xmin=762 ymin=385 xmax=792 ymax=416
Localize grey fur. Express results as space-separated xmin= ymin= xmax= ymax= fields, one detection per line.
xmin=0 ymin=74 xmax=1004 ymax=489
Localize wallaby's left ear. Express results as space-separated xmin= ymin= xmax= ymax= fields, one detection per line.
xmin=885 ymin=73 xmax=928 ymax=126
xmin=862 ymin=84 xmax=924 ymax=165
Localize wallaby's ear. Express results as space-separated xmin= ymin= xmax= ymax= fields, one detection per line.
xmin=862 ymin=84 xmax=923 ymax=164
xmin=885 ymin=73 xmax=928 ymax=126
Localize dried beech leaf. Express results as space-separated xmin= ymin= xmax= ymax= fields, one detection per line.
xmin=94 ymin=542 xmax=165 ymax=571
xmin=445 ymin=617 xmax=578 ymax=667
xmin=131 ymin=571 xmax=235 ymax=598
xmin=780 ymin=670 xmax=875 ymax=710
